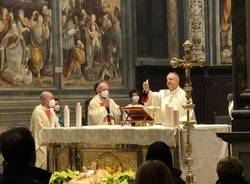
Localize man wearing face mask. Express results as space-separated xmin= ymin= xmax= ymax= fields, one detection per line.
xmin=30 ymin=91 xmax=57 ymax=169
xmin=88 ymin=82 xmax=121 ymax=125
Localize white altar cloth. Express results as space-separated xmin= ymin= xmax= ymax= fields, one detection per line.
xmin=40 ymin=125 xmax=177 ymax=147
xmin=40 ymin=124 xmax=230 ymax=184
xmin=179 ymin=124 xmax=230 ymax=184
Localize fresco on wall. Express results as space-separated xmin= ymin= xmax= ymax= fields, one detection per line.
xmin=62 ymin=0 xmax=122 ymax=87
xmin=0 ymin=0 xmax=53 ymax=87
xmin=220 ymin=0 xmax=232 ymax=64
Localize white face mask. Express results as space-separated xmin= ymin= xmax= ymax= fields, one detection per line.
xmin=100 ymin=90 xmax=109 ymax=98
xmin=48 ymin=99 xmax=56 ymax=108
xmin=54 ymin=105 xmax=60 ymax=112
xmin=132 ymin=95 xmax=140 ymax=103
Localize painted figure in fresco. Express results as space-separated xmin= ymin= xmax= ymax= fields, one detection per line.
xmin=30 ymin=12 xmax=50 ymax=78
xmin=64 ymin=39 xmax=86 ymax=79
xmin=88 ymin=24 xmax=101 ymax=49
xmin=17 ymin=9 xmax=32 ymax=44
xmin=0 ymin=21 xmax=32 ymax=85
xmin=0 ymin=8 xmax=10 ymax=42
xmin=220 ymin=0 xmax=232 ymax=64
xmin=62 ymin=11 xmax=78 ymax=72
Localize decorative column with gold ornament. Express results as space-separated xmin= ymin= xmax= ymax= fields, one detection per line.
xmin=170 ymin=40 xmax=205 ymax=184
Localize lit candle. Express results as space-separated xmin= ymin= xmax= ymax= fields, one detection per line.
xmin=64 ymin=105 xmax=70 ymax=127
xmin=75 ymin=102 xmax=82 ymax=127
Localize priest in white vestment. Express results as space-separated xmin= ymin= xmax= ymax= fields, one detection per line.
xmin=30 ymin=91 xmax=57 ymax=169
xmin=88 ymin=81 xmax=121 ymax=125
xmin=141 ymin=72 xmax=196 ymax=123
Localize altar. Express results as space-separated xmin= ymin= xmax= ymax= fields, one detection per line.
xmin=40 ymin=124 xmax=230 ymax=184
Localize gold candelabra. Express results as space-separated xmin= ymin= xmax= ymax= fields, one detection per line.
xmin=170 ymin=40 xmax=205 ymax=184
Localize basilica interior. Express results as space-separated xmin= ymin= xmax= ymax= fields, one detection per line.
xmin=0 ymin=0 xmax=250 ymax=183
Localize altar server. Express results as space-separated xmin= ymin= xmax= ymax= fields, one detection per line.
xmin=141 ymin=72 xmax=196 ymax=123
xmin=30 ymin=91 xmax=58 ymax=169
xmin=88 ymin=81 xmax=121 ymax=125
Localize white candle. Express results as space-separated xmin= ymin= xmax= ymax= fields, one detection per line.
xmin=49 ymin=108 xmax=55 ymax=128
xmin=64 ymin=105 xmax=70 ymax=127
xmin=173 ymin=109 xmax=180 ymax=127
xmin=75 ymin=102 xmax=82 ymax=127
xmin=166 ymin=106 xmax=174 ymax=127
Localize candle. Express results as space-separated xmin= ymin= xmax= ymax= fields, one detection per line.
xmin=173 ymin=109 xmax=180 ymax=127
xmin=64 ymin=105 xmax=70 ymax=127
xmin=75 ymin=102 xmax=82 ymax=127
xmin=166 ymin=106 xmax=174 ymax=127
xmin=49 ymin=108 xmax=55 ymax=128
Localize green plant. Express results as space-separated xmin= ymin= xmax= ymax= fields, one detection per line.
xmin=100 ymin=170 xmax=135 ymax=184
xmin=49 ymin=169 xmax=79 ymax=184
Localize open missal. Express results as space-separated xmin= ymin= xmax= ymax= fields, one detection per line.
xmin=121 ymin=105 xmax=154 ymax=122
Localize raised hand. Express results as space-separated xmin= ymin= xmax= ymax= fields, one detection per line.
xmin=143 ymin=79 xmax=149 ymax=92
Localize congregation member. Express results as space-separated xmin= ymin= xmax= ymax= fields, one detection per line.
xmin=134 ymin=160 xmax=174 ymax=184
xmin=88 ymin=81 xmax=121 ymax=125
xmin=216 ymin=156 xmax=249 ymax=184
xmin=30 ymin=91 xmax=58 ymax=169
xmin=0 ymin=127 xmax=52 ymax=184
xmin=146 ymin=141 xmax=185 ymax=184
xmin=141 ymin=72 xmax=196 ymax=122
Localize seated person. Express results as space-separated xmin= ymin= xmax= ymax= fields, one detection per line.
xmin=88 ymin=81 xmax=121 ymax=125
xmin=0 ymin=127 xmax=52 ymax=184
xmin=141 ymin=72 xmax=196 ymax=122
xmin=146 ymin=141 xmax=185 ymax=184
xmin=134 ymin=160 xmax=174 ymax=184
xmin=216 ymin=156 xmax=249 ymax=184
xmin=54 ymin=98 xmax=64 ymax=127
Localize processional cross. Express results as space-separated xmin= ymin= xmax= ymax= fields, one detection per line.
xmin=170 ymin=40 xmax=205 ymax=184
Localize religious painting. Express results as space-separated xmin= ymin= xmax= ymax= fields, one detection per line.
xmin=62 ymin=0 xmax=122 ymax=88
xmin=0 ymin=0 xmax=53 ymax=88
xmin=219 ymin=0 xmax=232 ymax=64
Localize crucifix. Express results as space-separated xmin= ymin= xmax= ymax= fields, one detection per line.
xmin=170 ymin=40 xmax=205 ymax=184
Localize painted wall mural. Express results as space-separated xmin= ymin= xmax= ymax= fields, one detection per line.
xmin=220 ymin=0 xmax=232 ymax=64
xmin=62 ymin=0 xmax=122 ymax=87
xmin=0 ymin=0 xmax=122 ymax=88
xmin=0 ymin=0 xmax=53 ymax=87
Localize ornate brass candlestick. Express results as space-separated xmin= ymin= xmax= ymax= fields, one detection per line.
xmin=170 ymin=40 xmax=205 ymax=184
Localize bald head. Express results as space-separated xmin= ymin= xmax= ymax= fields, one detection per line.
xmin=166 ymin=72 xmax=180 ymax=91
xmin=97 ymin=82 xmax=109 ymax=93
xmin=40 ymin=91 xmax=54 ymax=108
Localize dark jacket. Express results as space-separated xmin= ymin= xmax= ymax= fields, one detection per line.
xmin=0 ymin=163 xmax=52 ymax=184
xmin=172 ymin=168 xmax=185 ymax=184
xmin=216 ymin=175 xmax=249 ymax=184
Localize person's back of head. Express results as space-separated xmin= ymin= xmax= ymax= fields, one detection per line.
xmin=146 ymin=141 xmax=173 ymax=170
xmin=0 ymin=127 xmax=36 ymax=165
xmin=217 ymin=156 xmax=244 ymax=178
xmin=134 ymin=160 xmax=174 ymax=184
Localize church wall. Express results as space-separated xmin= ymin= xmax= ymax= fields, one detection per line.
xmin=0 ymin=0 xmax=234 ymax=129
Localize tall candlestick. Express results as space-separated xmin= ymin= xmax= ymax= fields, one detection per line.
xmin=76 ymin=102 xmax=82 ymax=127
xmin=64 ymin=105 xmax=70 ymax=127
